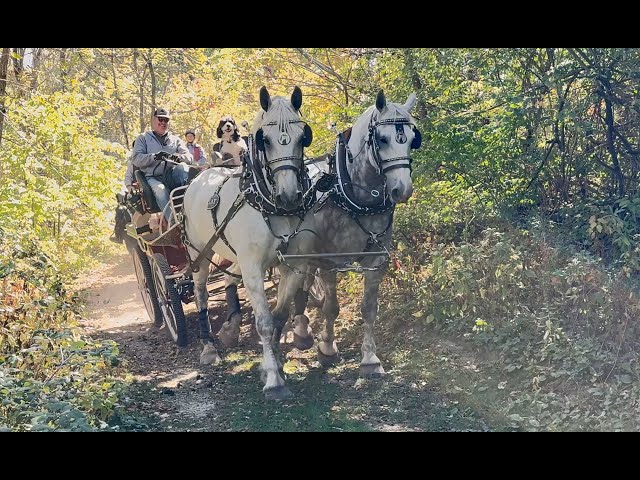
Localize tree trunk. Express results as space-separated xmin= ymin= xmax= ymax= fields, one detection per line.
xmin=133 ymin=48 xmax=147 ymax=133
xmin=601 ymin=81 xmax=625 ymax=197
xmin=109 ymin=49 xmax=129 ymax=147
xmin=30 ymin=48 xmax=43 ymax=91
xmin=58 ymin=48 xmax=68 ymax=90
xmin=402 ymin=48 xmax=428 ymax=120
xmin=147 ymin=49 xmax=157 ymax=111
xmin=0 ymin=47 xmax=10 ymax=148
xmin=12 ymin=48 xmax=25 ymax=78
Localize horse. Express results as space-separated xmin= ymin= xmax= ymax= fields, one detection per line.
xmin=182 ymin=86 xmax=313 ymax=400
xmin=270 ymin=90 xmax=420 ymax=382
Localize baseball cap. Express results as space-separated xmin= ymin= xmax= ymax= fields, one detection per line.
xmin=154 ymin=108 xmax=171 ymax=119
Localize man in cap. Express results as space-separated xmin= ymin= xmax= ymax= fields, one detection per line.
xmin=131 ymin=108 xmax=194 ymax=221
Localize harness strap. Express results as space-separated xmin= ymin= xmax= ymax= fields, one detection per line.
xmin=210 ymin=178 xmax=238 ymax=257
xmin=187 ymin=190 xmax=246 ymax=273
xmin=352 ymin=212 xmax=394 ymax=266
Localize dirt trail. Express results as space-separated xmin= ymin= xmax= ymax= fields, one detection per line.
xmin=81 ymin=248 xmax=245 ymax=430
xmin=80 ymin=247 xmax=503 ymax=432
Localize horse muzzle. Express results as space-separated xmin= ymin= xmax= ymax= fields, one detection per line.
xmin=390 ymin=183 xmax=414 ymax=204
xmin=275 ymin=188 xmax=304 ymax=211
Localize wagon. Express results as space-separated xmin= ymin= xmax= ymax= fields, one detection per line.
xmin=121 ymin=163 xmax=319 ymax=347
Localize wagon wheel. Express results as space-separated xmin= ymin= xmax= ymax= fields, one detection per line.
xmin=308 ymin=273 xmax=325 ymax=308
xmin=131 ymin=245 xmax=163 ymax=327
xmin=150 ymin=253 xmax=188 ymax=347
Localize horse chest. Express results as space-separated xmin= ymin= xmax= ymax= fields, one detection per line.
xmin=318 ymin=208 xmax=387 ymax=252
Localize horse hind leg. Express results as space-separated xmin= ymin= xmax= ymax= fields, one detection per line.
xmin=192 ymin=263 xmax=221 ymax=365
xmin=317 ymin=270 xmax=340 ymax=367
xmin=291 ymin=271 xmax=314 ymax=351
xmin=218 ymin=265 xmax=243 ymax=348
xmin=359 ymin=269 xmax=385 ymax=377
xmin=271 ymin=267 xmax=306 ymax=351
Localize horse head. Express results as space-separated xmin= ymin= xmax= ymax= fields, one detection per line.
xmin=252 ymin=86 xmax=313 ymax=211
xmin=349 ymin=90 xmax=420 ymax=204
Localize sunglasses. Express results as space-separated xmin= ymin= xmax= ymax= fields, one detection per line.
xmin=156 ymin=117 xmax=170 ymax=124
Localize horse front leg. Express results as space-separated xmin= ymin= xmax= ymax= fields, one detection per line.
xmin=317 ymin=270 xmax=340 ymax=367
xmin=239 ymin=259 xmax=291 ymax=401
xmin=218 ymin=263 xmax=243 ymax=348
xmin=360 ymin=268 xmax=386 ymax=377
xmin=192 ymin=262 xmax=220 ymax=365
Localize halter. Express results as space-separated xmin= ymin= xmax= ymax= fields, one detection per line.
xmin=321 ymin=110 xmax=418 ymax=216
xmin=256 ymin=119 xmax=310 ymax=182
xmin=242 ymin=119 xmax=316 ymax=220
xmin=323 ymin=130 xmax=394 ymax=217
xmin=366 ymin=116 xmax=417 ymax=175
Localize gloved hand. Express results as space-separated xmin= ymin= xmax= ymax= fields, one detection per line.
xmin=167 ymin=153 xmax=181 ymax=162
xmin=154 ymin=151 xmax=170 ymax=162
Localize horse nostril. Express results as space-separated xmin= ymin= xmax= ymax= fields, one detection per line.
xmin=275 ymin=194 xmax=284 ymax=207
xmin=296 ymin=191 xmax=303 ymax=203
xmin=391 ymin=188 xmax=401 ymax=201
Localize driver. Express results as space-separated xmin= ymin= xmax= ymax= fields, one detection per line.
xmin=131 ymin=108 xmax=194 ymax=220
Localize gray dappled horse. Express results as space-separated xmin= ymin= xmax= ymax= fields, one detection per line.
xmin=276 ymin=90 xmax=420 ymax=379
xmin=182 ymin=86 xmax=312 ymax=400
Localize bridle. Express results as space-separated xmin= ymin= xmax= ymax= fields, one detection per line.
xmin=254 ymin=119 xmax=313 ymax=185
xmin=366 ymin=116 xmax=421 ymax=175
xmin=240 ymin=115 xmax=316 ymax=218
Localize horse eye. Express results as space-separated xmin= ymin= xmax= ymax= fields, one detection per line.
xmin=379 ymin=137 xmax=388 ymax=144
xmin=263 ymin=137 xmax=271 ymax=145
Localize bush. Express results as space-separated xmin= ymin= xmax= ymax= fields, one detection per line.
xmin=1 ymin=232 xmax=129 ymax=431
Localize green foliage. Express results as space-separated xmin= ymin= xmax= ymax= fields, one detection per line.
xmin=552 ymin=196 xmax=640 ymax=272
xmin=0 ymin=234 xmax=130 ymax=431
xmin=0 ymin=90 xmax=124 ymax=272
xmin=386 ymin=198 xmax=640 ymax=430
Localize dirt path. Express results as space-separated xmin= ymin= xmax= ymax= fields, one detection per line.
xmin=80 ymin=248 xmax=508 ymax=431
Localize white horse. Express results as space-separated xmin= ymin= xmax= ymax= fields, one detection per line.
xmin=270 ymin=90 xmax=420 ymax=383
xmin=182 ymin=86 xmax=312 ymax=401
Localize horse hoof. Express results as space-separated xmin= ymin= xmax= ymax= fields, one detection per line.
xmin=219 ymin=313 xmax=241 ymax=348
xmin=318 ymin=350 xmax=340 ymax=368
xmin=360 ymin=363 xmax=385 ymax=378
xmin=264 ymin=385 xmax=293 ymax=401
xmin=200 ymin=343 xmax=221 ymax=365
xmin=293 ymin=332 xmax=315 ymax=351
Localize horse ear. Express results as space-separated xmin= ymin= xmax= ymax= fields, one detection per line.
xmin=376 ymin=90 xmax=386 ymax=112
xmin=291 ymin=86 xmax=303 ymax=111
xmin=260 ymin=86 xmax=272 ymax=112
xmin=404 ymin=92 xmax=417 ymax=112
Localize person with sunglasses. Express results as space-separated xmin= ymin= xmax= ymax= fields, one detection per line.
xmin=131 ymin=108 xmax=194 ymax=221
